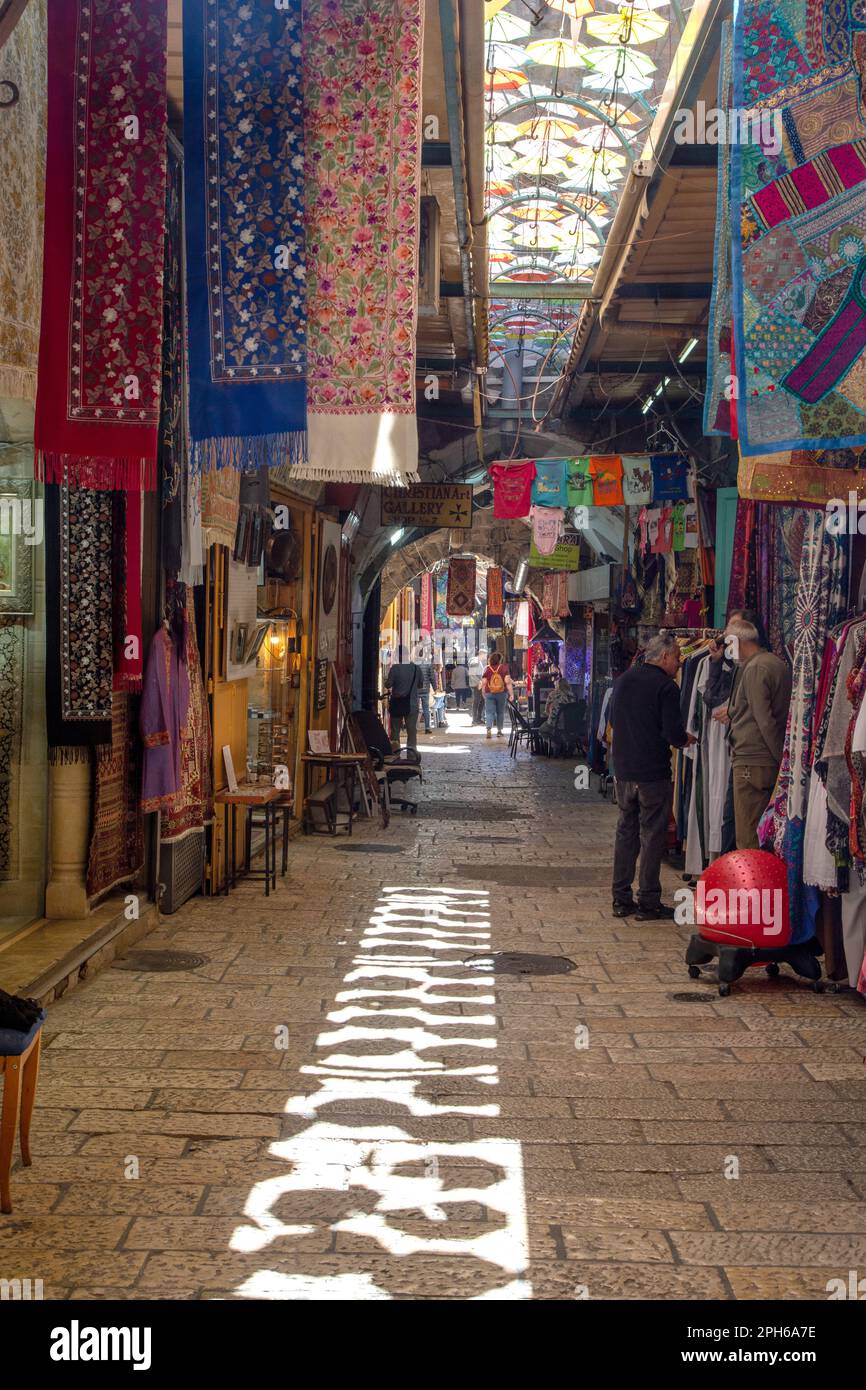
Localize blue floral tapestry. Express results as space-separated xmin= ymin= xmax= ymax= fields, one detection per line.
xmin=183 ymin=0 xmax=306 ymax=471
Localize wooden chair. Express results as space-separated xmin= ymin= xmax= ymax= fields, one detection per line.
xmin=1 ymin=1014 xmax=44 ymax=1214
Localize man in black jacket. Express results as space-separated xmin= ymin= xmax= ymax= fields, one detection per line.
xmin=609 ymin=632 xmax=695 ymax=920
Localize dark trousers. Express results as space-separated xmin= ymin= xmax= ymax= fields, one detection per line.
xmin=612 ymin=778 xmax=674 ymax=910
xmin=720 ymin=767 xmax=736 ymax=855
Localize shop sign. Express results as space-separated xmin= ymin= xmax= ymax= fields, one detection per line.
xmin=380 ymin=484 xmax=472 ymax=530
xmin=528 ymin=532 xmax=581 ymax=571
xmin=314 ymin=658 xmax=328 ymax=711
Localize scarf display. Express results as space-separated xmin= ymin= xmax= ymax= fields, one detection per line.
xmin=45 ymin=484 xmax=113 ymax=758
xmin=34 ymin=0 xmax=167 ymax=489
xmin=490 ymin=460 xmax=536 ymax=518
xmin=566 ymin=458 xmax=594 ymax=508
xmin=0 ymin=622 xmax=25 ymax=882
xmin=112 ymin=492 xmax=143 ymax=692
xmin=486 ymin=567 xmax=504 ymax=620
xmin=0 ymin=0 xmax=46 ymax=403
xmin=732 ymin=0 xmax=866 ymax=453
xmin=738 ymin=445 xmax=866 ymax=505
xmin=589 ymin=456 xmax=624 ymax=506
xmin=300 ymin=0 xmax=423 ymax=485
xmin=621 ymin=457 xmax=653 ymax=505
xmin=141 ymin=622 xmax=190 ymax=813
xmin=183 ymin=0 xmax=306 ymax=474
xmin=86 ymin=692 xmax=144 ymax=900
xmin=160 ymin=136 xmax=184 ymax=573
xmin=446 ymin=557 xmax=476 ymax=617
xmin=161 ymin=591 xmax=213 ymax=843
xmin=530 ymin=504 xmax=564 ymax=557
xmin=704 ymin=19 xmax=733 ymax=438
xmin=759 ymin=513 xmax=848 ymax=941
xmin=531 ymin=458 xmax=568 ymax=507
xmin=201 ymin=463 xmax=240 ymax=552
xmin=420 ymin=571 xmax=434 ymax=634
xmin=434 ymin=569 xmax=448 ymax=629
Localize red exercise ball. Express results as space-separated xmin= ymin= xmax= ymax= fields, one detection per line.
xmin=695 ymin=849 xmax=790 ymax=950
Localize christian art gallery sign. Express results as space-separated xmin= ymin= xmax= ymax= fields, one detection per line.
xmin=380 ymin=484 xmax=473 ymax=530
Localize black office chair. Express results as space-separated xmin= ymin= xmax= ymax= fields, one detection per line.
xmin=350 ymin=709 xmax=424 ymax=814
xmin=506 ymin=701 xmax=537 ymax=758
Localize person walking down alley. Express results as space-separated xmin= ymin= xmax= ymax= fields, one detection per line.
xmin=481 ymin=651 xmax=513 ymax=739
xmin=385 ymin=659 xmax=421 ymax=754
xmin=432 ymin=664 xmax=448 ymax=729
xmin=610 ymin=632 xmax=695 ymax=919
xmin=722 ymin=615 xmax=792 ymax=849
xmin=468 ymin=650 xmax=486 ymax=724
xmin=451 ymin=659 xmax=470 ymax=709
xmin=416 ymin=653 xmax=435 ymax=735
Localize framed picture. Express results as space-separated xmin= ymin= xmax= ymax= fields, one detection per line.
xmin=242 ymin=620 xmax=269 ymax=666
xmin=233 ymin=508 xmax=250 ymax=564
xmin=222 ymin=744 xmax=239 ymax=794
xmin=233 ymin=622 xmax=248 ymax=665
xmin=248 ymin=509 xmax=265 ymax=569
xmin=0 ymin=478 xmax=36 ymax=616
xmin=308 ymin=729 xmax=330 ymax=754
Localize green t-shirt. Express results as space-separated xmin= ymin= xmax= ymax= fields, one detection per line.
xmin=566 ymin=457 xmax=594 ymax=508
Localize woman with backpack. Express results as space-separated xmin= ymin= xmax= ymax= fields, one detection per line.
xmin=480 ymin=652 xmax=514 ymax=739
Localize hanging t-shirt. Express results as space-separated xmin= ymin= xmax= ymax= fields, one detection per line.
xmin=531 ymin=458 xmax=568 ymax=508
xmin=672 ymin=501 xmax=686 ymax=551
xmin=566 ymin=457 xmax=594 ymax=507
xmin=645 ymin=508 xmax=660 ymax=551
xmin=621 ymin=456 xmax=653 ymax=505
xmin=684 ymin=500 xmax=699 ymax=548
xmin=530 ymin=504 xmax=565 ymax=556
xmin=589 ymin=455 xmax=624 ymax=506
xmin=652 ymin=505 xmax=674 ymax=554
xmin=489 ymin=460 xmax=536 ymax=519
xmin=650 ymin=454 xmax=690 ymax=501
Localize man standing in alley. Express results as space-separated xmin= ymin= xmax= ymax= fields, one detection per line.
xmin=451 ymin=656 xmax=470 ymax=710
xmin=384 ymin=658 xmax=421 ymax=754
xmin=468 ymin=648 xmax=486 ymax=724
xmin=610 ymin=632 xmax=694 ymax=920
xmin=723 ymin=615 xmax=791 ymax=849
xmin=415 ymin=648 xmax=436 ymax=736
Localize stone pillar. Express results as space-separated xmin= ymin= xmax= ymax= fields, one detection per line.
xmin=44 ymin=757 xmax=91 ymax=919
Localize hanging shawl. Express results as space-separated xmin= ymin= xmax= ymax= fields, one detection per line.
xmin=112 ymin=491 xmax=143 ymax=692
xmin=0 ymin=0 xmax=46 ymax=403
xmin=45 ymin=484 xmax=113 ymax=759
xmin=34 ymin=0 xmax=167 ymax=489
xmin=758 ymin=513 xmax=848 ymax=941
xmin=86 ymin=692 xmax=144 ymax=900
xmin=141 ymin=621 xmax=190 ymax=813
xmin=160 ymin=135 xmax=184 ymax=573
xmin=419 ymin=572 xmax=434 ymax=634
xmin=486 ymin=567 xmax=504 ymax=619
xmin=183 ymin=0 xmax=306 ymax=473
xmin=299 ymin=0 xmax=423 ymax=485
xmin=161 ymin=589 xmax=213 ymax=843
xmin=434 ymin=569 xmax=448 ymax=629
xmin=446 ymin=557 xmax=476 ymax=617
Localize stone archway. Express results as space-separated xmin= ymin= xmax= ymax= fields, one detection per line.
xmin=379 ymin=512 xmax=540 ymax=611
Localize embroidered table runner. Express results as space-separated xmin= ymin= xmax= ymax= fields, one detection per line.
xmin=35 ymin=0 xmax=167 ymax=489
xmin=299 ymin=0 xmax=423 ymax=485
xmin=183 ymin=0 xmax=306 ymax=473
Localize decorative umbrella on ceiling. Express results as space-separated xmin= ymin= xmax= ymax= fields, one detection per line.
xmin=509 ymin=153 xmax=579 ymax=176
xmin=580 ymin=45 xmax=656 ymax=91
xmin=514 ymin=115 xmax=588 ymax=140
xmin=509 ymin=203 xmax=581 ymax=220
xmin=545 ymin=0 xmax=596 ymax=15
xmin=486 ymin=120 xmax=523 ymax=143
xmin=584 ymin=7 xmax=669 ymax=42
xmin=485 ymin=42 xmax=535 ymax=69
xmin=559 ymin=166 xmax=624 ymax=193
xmin=487 ymin=12 xmax=532 ymax=41
xmin=567 ymin=121 xmax=635 ymax=147
xmin=486 ymin=179 xmax=518 ymax=199
xmin=485 ymin=67 xmax=531 ymax=91
xmin=561 ymin=143 xmax=628 ymax=172
xmin=513 ymin=136 xmax=577 ymax=161
xmin=525 ymin=38 xmax=595 ymax=67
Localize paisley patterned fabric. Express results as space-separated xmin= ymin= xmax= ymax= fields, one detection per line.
xmin=183 ymin=0 xmax=306 ymax=472
xmin=0 ymin=0 xmax=46 ymax=403
xmin=299 ymin=0 xmax=423 ymax=484
xmin=732 ymin=0 xmax=866 ymax=452
xmin=35 ymin=0 xmax=167 ymax=489
xmin=758 ymin=511 xmax=848 ymax=940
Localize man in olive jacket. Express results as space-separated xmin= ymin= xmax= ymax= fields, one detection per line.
xmin=723 ymin=616 xmax=792 ymax=849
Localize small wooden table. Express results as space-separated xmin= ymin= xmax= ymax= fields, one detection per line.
xmin=215 ymin=784 xmax=281 ymax=895
xmin=301 ymin=752 xmax=367 ymax=835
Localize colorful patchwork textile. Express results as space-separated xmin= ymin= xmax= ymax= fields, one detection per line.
xmin=35 ymin=0 xmax=167 ymax=489
xmin=738 ymin=444 xmax=866 ymax=503
xmin=183 ymin=0 xmax=306 ymax=473
xmin=0 ymin=0 xmax=46 ymax=403
xmin=446 ymin=557 xmax=476 ymax=617
xmin=86 ymin=693 xmax=143 ymax=900
xmin=300 ymin=0 xmax=423 ymax=485
xmin=732 ymin=0 xmax=866 ymax=452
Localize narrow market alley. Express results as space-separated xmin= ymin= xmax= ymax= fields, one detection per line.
xmin=7 ymin=713 xmax=866 ymax=1303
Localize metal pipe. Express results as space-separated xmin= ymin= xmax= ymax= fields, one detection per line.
xmin=439 ymin=0 xmax=478 ymax=369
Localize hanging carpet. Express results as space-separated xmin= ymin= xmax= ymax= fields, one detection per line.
xmin=299 ymin=0 xmax=423 ymax=485
xmin=161 ymin=590 xmax=213 ymax=843
xmin=86 ymin=692 xmax=144 ymax=900
xmin=486 ymin=566 xmax=504 ymax=619
xmin=0 ymin=0 xmax=46 ymax=404
xmin=34 ymin=0 xmax=168 ymax=489
xmin=183 ymin=0 xmax=306 ymax=474
xmin=446 ymin=557 xmax=476 ymax=617
xmin=731 ymin=0 xmax=866 ymax=453
xmin=160 ymin=135 xmax=185 ymax=574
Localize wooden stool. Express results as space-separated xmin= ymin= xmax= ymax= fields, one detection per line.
xmin=1 ymin=1014 xmax=44 ymax=1214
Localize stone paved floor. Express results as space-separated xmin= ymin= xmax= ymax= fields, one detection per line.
xmin=4 ymin=712 xmax=866 ymax=1300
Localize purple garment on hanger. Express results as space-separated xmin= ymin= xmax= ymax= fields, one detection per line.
xmin=140 ymin=626 xmax=190 ymax=811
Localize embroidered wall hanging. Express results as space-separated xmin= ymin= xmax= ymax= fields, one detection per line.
xmin=300 ymin=0 xmax=423 ymax=485
xmin=486 ymin=566 xmax=504 ymax=619
xmin=0 ymin=622 xmax=25 ymax=881
xmin=446 ymin=557 xmax=476 ymax=617
xmin=86 ymin=692 xmax=144 ymax=900
xmin=183 ymin=0 xmax=306 ymax=473
xmin=161 ymin=590 xmax=213 ymax=843
xmin=0 ymin=0 xmax=46 ymax=404
xmin=737 ymin=444 xmax=866 ymax=505
xmin=732 ymin=0 xmax=866 ymax=453
xmin=34 ymin=0 xmax=168 ymax=490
